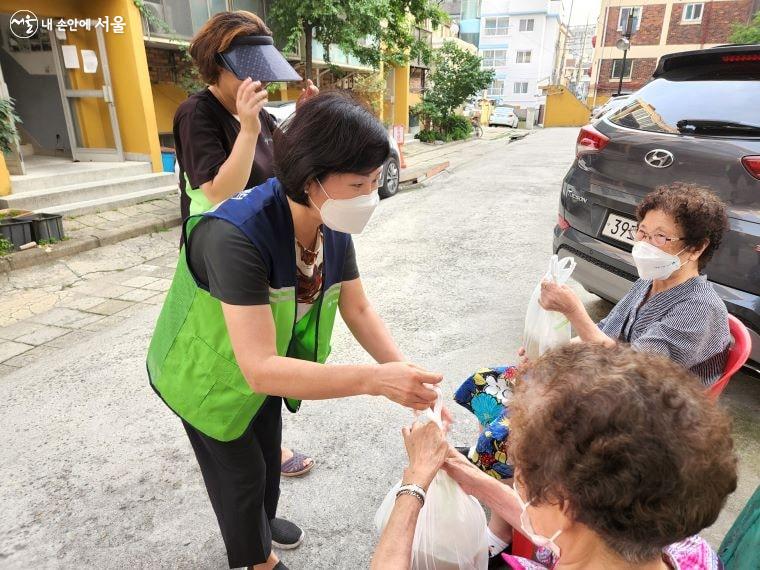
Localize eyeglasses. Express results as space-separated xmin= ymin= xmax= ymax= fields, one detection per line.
xmin=629 ymin=227 xmax=684 ymax=247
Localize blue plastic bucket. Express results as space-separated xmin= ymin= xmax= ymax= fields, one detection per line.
xmin=161 ymin=151 xmax=176 ymax=172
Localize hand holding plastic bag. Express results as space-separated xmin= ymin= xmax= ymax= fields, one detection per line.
xmin=375 ymin=395 xmax=488 ymax=570
xmin=522 ymin=255 xmax=577 ymax=361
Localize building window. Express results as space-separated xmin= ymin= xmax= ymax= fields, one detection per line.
xmin=461 ymin=0 xmax=482 ymax=20
xmin=514 ymin=81 xmax=529 ymax=94
xmin=516 ymin=50 xmax=532 ymax=63
xmin=611 ymin=59 xmax=633 ymax=80
xmin=482 ymin=49 xmax=508 ymax=67
xmin=519 ymin=18 xmax=535 ymax=32
xmin=484 ymin=16 xmax=509 ymax=36
xmin=488 ymin=79 xmax=505 ymax=97
xmin=617 ymin=6 xmax=642 ymax=33
xmin=682 ymin=3 xmax=704 ymax=23
xmin=7 ymin=28 xmax=51 ymax=52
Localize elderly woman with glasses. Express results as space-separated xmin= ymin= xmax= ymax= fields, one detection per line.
xmin=540 ymin=182 xmax=731 ymax=386
xmin=452 ymin=183 xmax=732 ymax=564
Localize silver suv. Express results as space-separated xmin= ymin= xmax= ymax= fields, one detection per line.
xmin=553 ymin=45 xmax=760 ymax=369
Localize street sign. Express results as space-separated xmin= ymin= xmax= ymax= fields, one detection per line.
xmin=393 ymin=125 xmax=404 ymax=145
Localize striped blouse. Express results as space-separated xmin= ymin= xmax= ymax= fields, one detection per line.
xmin=597 ymin=275 xmax=730 ymax=386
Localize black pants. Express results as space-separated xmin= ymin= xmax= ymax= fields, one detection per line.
xmin=182 ymin=396 xmax=283 ymax=568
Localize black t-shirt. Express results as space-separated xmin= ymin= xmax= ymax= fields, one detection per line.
xmin=173 ymin=88 xmax=278 ymax=221
xmin=187 ymin=217 xmax=360 ymax=306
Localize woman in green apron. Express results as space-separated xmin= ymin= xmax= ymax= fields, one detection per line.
xmin=150 ymin=91 xmax=442 ymax=569
xmin=172 ymin=10 xmax=318 ymax=477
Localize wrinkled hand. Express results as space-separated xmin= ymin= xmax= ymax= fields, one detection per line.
xmin=442 ymin=445 xmax=488 ymax=497
xmin=402 ymin=420 xmax=448 ymax=490
xmin=373 ymin=362 xmax=442 ymax=411
xmin=517 ymin=346 xmax=530 ymax=367
xmin=236 ymin=78 xmax=268 ymax=136
xmin=538 ymin=280 xmax=579 ymax=316
xmin=296 ymin=79 xmax=319 ymax=110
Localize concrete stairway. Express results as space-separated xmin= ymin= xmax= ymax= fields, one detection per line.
xmin=1 ymin=157 xmax=177 ymax=217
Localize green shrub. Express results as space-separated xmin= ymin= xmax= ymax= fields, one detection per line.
xmin=417 ymin=129 xmax=438 ymax=143
xmin=445 ymin=115 xmax=473 ymax=140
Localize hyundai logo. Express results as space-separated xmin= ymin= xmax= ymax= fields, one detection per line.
xmin=644 ymin=149 xmax=675 ymax=168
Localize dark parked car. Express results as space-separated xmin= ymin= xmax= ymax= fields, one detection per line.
xmin=553 ymin=44 xmax=760 ymax=370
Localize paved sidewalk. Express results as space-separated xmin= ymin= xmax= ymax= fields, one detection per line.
xmin=0 ymin=128 xmax=537 ymax=374
xmin=0 ymin=195 xmax=180 ymax=273
xmin=0 ymin=228 xmax=178 ymax=375
xmin=0 ymin=128 xmax=532 ymax=274
xmin=400 ymin=127 xmax=531 ymax=184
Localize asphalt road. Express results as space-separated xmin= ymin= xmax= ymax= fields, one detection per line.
xmin=1 ymin=128 xmax=757 ymax=569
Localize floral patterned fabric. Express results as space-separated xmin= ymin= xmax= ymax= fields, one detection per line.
xmin=501 ymin=535 xmax=722 ymax=570
xmin=454 ymin=366 xmax=518 ymax=480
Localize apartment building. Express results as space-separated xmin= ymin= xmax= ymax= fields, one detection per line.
xmin=562 ymin=23 xmax=595 ymax=100
xmin=477 ymin=0 xmax=564 ymax=110
xmin=590 ymin=0 xmax=760 ymax=104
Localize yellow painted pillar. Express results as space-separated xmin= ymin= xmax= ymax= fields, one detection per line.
xmin=393 ymin=64 xmax=410 ymax=131
xmin=101 ymin=0 xmax=163 ymax=172
xmin=377 ymin=61 xmax=385 ymax=124
xmin=0 ymin=155 xmax=10 ymax=196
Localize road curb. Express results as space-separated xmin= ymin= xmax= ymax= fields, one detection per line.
xmin=0 ymin=213 xmax=182 ymax=274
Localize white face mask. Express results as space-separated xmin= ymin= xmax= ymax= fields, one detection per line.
xmin=631 ymin=240 xmax=687 ymax=281
xmin=511 ymin=481 xmax=562 ymax=558
xmin=311 ymin=178 xmax=379 ymax=234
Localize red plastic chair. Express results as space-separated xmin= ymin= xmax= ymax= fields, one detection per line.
xmin=511 ymin=529 xmax=536 ymax=560
xmin=708 ymin=315 xmax=752 ymax=400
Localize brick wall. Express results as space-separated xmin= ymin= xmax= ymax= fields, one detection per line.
xmin=146 ymin=47 xmax=185 ymax=84
xmin=604 ymin=4 xmax=667 ymax=47
xmin=594 ymin=57 xmax=658 ymax=96
xmin=667 ymin=0 xmax=755 ymax=45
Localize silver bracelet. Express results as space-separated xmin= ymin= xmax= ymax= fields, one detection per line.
xmin=396 ymin=483 xmax=427 ymax=506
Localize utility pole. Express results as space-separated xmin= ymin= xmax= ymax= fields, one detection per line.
xmin=557 ymin=0 xmax=574 ymax=85
xmin=575 ymin=15 xmax=591 ymax=97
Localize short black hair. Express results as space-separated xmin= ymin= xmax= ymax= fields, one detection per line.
xmin=273 ymin=90 xmax=390 ymax=205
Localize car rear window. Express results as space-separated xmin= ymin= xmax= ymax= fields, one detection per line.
xmin=608 ymin=68 xmax=760 ymax=135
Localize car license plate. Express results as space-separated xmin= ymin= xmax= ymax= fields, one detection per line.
xmin=602 ymin=213 xmax=637 ymax=245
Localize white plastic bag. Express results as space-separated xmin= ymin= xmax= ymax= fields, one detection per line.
xmin=374 ymin=396 xmax=488 ymax=570
xmin=522 ymin=255 xmax=577 ymax=361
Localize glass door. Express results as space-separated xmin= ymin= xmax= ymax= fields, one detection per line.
xmin=49 ymin=21 xmax=123 ymax=161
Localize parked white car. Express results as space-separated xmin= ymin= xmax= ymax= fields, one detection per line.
xmin=489 ymin=106 xmax=519 ymax=128
xmin=263 ymin=101 xmax=297 ymax=123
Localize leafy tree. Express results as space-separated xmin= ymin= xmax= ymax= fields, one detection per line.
xmin=267 ymin=0 xmax=447 ymax=80
xmin=412 ymin=41 xmax=494 ymax=139
xmin=730 ymin=11 xmax=760 ymax=44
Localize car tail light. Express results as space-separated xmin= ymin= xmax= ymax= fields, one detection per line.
xmin=723 ymin=54 xmax=760 ymax=63
xmin=557 ymin=214 xmax=571 ymax=230
xmin=742 ymin=156 xmax=760 ymax=180
xmin=576 ymin=125 xmax=609 ymax=158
